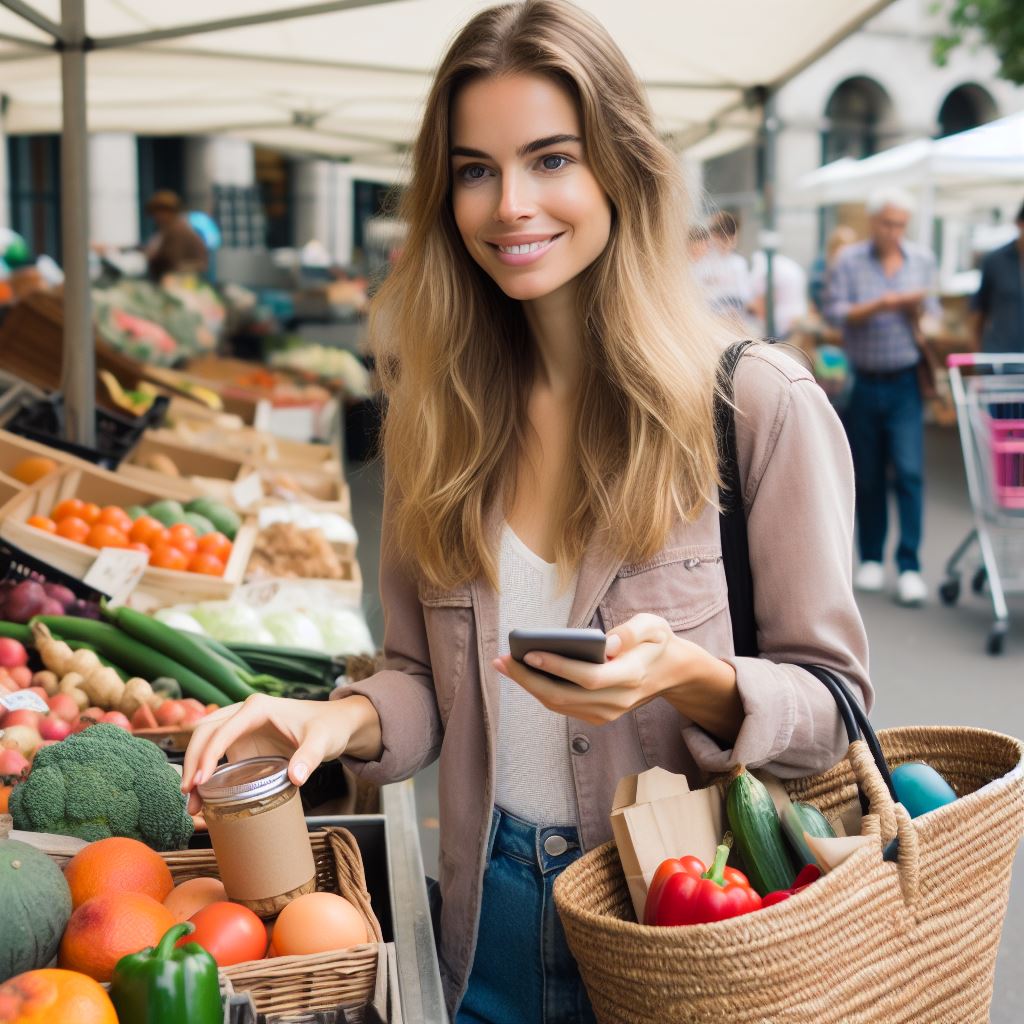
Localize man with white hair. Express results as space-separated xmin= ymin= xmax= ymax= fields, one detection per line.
xmin=825 ymin=188 xmax=940 ymax=606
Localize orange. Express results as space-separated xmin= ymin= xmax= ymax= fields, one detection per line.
xmin=188 ymin=553 xmax=225 ymax=577
xmin=51 ymin=498 xmax=85 ymax=522
xmin=96 ymin=506 xmax=133 ymax=533
xmin=129 ymin=515 xmax=165 ymax=546
xmin=58 ymin=892 xmax=175 ymax=982
xmin=167 ymin=524 xmax=198 ymax=556
xmin=9 ymin=456 xmax=58 ymax=485
xmin=150 ymin=544 xmax=189 ymax=572
xmin=55 ymin=516 xmax=90 ymax=544
xmin=197 ymin=531 xmax=232 ymax=561
xmin=79 ymin=503 xmax=101 ymax=525
xmin=0 ymin=969 xmax=117 ymax=1024
xmin=26 ymin=516 xmax=57 ymax=534
xmin=85 ymin=524 xmax=128 ymax=550
xmin=125 ymin=542 xmax=152 ymax=562
xmin=0 ymin=785 xmax=11 ymax=813
xmin=64 ymin=837 xmax=174 ymax=910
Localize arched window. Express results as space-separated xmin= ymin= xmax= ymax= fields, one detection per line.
xmin=937 ymin=83 xmax=998 ymax=137
xmin=821 ymin=76 xmax=895 ymax=165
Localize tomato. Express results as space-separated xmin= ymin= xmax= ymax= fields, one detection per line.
xmin=52 ymin=498 xmax=86 ymax=521
xmin=183 ymin=902 xmax=267 ymax=967
xmin=167 ymin=524 xmax=198 ymax=556
xmin=126 ymin=541 xmax=152 ymax=561
xmin=27 ymin=515 xmax=58 ymax=533
xmin=56 ymin=516 xmax=91 ymax=543
xmin=188 ymin=553 xmax=225 ymax=577
xmin=79 ymin=502 xmax=102 ymax=524
xmin=150 ymin=544 xmax=190 ymax=572
xmin=85 ymin=523 xmax=129 ymax=549
xmin=97 ymin=505 xmax=133 ymax=533
xmin=197 ymin=531 xmax=233 ymax=561
xmin=130 ymin=515 xmax=166 ymax=545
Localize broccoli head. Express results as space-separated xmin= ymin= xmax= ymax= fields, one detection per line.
xmin=9 ymin=723 xmax=194 ymax=851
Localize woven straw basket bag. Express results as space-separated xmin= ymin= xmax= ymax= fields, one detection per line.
xmin=554 ymin=719 xmax=1024 ymax=1024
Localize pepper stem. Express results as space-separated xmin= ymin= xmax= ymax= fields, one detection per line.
xmin=702 ymin=844 xmax=731 ymax=887
xmin=155 ymin=922 xmax=194 ymax=960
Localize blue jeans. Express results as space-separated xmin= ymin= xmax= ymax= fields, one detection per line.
xmin=457 ymin=808 xmax=597 ymax=1024
xmin=844 ymin=366 xmax=924 ymax=572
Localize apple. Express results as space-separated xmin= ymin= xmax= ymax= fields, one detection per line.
xmin=0 ymin=638 xmax=28 ymax=669
xmin=47 ymin=693 xmax=81 ymax=722
xmin=100 ymin=711 xmax=131 ymax=731
xmin=38 ymin=715 xmax=72 ymax=742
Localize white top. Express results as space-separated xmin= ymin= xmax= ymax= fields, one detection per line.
xmin=750 ymin=250 xmax=809 ymax=337
xmin=494 ymin=524 xmax=580 ymax=827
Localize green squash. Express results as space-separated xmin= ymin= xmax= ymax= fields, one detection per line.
xmin=0 ymin=838 xmax=73 ymax=982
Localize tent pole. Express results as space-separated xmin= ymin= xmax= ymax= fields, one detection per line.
xmin=758 ymin=89 xmax=780 ymax=340
xmin=59 ymin=0 xmax=94 ymax=447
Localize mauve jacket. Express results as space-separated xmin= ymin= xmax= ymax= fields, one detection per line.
xmin=336 ymin=344 xmax=872 ymax=1016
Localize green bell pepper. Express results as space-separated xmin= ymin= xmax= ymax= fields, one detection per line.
xmin=109 ymin=921 xmax=222 ymax=1024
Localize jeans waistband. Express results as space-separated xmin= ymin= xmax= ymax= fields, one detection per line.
xmin=855 ymin=362 xmax=918 ymax=380
xmin=487 ymin=806 xmax=582 ymax=876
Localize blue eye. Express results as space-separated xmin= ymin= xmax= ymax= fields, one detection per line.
xmin=457 ymin=164 xmax=490 ymax=182
xmin=539 ymin=155 xmax=570 ymax=171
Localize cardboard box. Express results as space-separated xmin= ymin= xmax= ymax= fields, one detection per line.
xmin=610 ymin=767 xmax=724 ymax=923
xmin=0 ymin=464 xmax=257 ymax=611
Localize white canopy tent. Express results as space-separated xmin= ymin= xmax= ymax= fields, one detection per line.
xmin=0 ymin=0 xmax=894 ymax=445
xmin=794 ymin=112 xmax=1024 ymax=217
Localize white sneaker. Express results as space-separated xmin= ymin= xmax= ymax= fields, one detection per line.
xmin=897 ymin=571 xmax=928 ymax=607
xmin=854 ymin=561 xmax=885 ymax=592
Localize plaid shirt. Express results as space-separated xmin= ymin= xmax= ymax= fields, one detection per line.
xmin=825 ymin=240 xmax=940 ymax=372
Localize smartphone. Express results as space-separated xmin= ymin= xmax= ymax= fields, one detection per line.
xmin=508 ymin=627 xmax=607 ymax=683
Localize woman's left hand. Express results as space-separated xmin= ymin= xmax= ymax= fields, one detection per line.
xmin=493 ymin=613 xmax=720 ymax=726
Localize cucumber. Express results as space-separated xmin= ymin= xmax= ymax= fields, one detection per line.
xmin=726 ymin=766 xmax=796 ymax=896
xmin=781 ymin=801 xmax=836 ymax=869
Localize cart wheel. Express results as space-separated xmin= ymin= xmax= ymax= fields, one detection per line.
xmin=971 ymin=568 xmax=987 ymax=595
xmin=939 ymin=579 xmax=960 ymax=606
xmin=986 ymin=628 xmax=1006 ymax=656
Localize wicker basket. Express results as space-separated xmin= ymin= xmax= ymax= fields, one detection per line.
xmin=163 ymin=827 xmax=383 ymax=1017
xmin=554 ymin=726 xmax=1024 ymax=1024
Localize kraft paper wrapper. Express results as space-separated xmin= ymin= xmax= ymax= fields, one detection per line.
xmin=206 ymin=790 xmax=316 ymax=903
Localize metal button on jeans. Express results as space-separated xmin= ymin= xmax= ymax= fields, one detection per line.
xmin=571 ymin=735 xmax=590 ymax=754
xmin=543 ymin=834 xmax=569 ymax=856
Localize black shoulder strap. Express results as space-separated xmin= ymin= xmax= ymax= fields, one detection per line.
xmin=715 ymin=340 xmax=759 ymax=658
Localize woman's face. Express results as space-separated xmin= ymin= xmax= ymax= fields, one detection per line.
xmin=450 ymin=73 xmax=612 ymax=303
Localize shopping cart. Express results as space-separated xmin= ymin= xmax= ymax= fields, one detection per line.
xmin=940 ymin=353 xmax=1024 ymax=654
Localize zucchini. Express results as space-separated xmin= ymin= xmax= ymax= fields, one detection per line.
xmin=781 ymin=801 xmax=836 ymax=869
xmin=725 ymin=766 xmax=796 ymax=896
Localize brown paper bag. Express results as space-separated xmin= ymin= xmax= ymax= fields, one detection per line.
xmin=609 ymin=767 xmax=723 ymax=922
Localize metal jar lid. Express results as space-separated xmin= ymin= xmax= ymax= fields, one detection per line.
xmin=198 ymin=756 xmax=293 ymax=806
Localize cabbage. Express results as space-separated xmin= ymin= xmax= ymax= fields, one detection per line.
xmin=310 ymin=608 xmax=375 ymax=656
xmin=153 ymin=608 xmax=207 ymax=634
xmin=260 ymin=610 xmax=325 ymax=651
xmin=188 ymin=601 xmax=266 ymax=642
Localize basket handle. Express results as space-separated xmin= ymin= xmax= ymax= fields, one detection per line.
xmin=324 ymin=827 xmax=385 ymax=943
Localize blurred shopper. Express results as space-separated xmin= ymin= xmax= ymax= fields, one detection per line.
xmin=749 ymin=249 xmax=808 ymax=338
xmin=809 ymin=224 xmax=857 ymax=313
xmin=694 ymin=211 xmax=752 ymax=316
xmin=970 ymin=199 xmax=1024 ymax=354
xmin=183 ymin=4 xmax=871 ymax=1022
xmin=144 ymin=190 xmax=209 ymax=282
xmin=826 ymin=188 xmax=940 ymax=606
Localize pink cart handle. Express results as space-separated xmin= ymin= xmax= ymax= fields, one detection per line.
xmin=947 ymin=353 xmax=976 ymax=368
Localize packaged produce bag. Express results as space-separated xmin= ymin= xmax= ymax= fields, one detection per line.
xmin=609 ymin=767 xmax=723 ymax=922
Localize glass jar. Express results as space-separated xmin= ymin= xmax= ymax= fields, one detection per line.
xmin=198 ymin=756 xmax=316 ymax=918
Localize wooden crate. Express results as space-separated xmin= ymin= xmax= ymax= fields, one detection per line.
xmin=120 ymin=430 xmax=254 ymax=494
xmin=0 ymin=464 xmax=257 ymax=610
xmin=0 ymin=428 xmax=94 ymax=480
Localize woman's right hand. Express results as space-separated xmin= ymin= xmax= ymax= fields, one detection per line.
xmin=180 ymin=694 xmax=381 ymax=815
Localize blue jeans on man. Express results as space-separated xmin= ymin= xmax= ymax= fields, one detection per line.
xmin=844 ymin=365 xmax=924 ymax=573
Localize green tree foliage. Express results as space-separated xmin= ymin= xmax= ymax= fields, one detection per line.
xmin=932 ymin=0 xmax=1024 ymax=85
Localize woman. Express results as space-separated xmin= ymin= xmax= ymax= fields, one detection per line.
xmin=182 ymin=3 xmax=871 ymax=1021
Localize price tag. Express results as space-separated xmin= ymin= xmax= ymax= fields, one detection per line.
xmin=232 ymin=472 xmax=264 ymax=510
xmin=83 ymin=547 xmax=149 ymax=605
xmin=0 ymin=690 xmax=48 ymax=713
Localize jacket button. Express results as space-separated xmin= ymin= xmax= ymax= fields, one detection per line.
xmin=571 ymin=735 xmax=590 ymax=754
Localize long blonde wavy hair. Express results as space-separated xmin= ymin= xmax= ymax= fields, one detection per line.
xmin=373 ymin=0 xmax=734 ymax=591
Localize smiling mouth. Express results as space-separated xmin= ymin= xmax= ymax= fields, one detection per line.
xmin=489 ymin=233 xmax=564 ymax=255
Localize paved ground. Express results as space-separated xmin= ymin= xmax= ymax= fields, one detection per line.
xmin=346 ymin=423 xmax=1023 ymax=1022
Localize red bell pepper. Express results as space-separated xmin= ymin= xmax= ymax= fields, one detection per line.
xmin=644 ymin=844 xmax=762 ymax=926
xmin=761 ymin=864 xmax=822 ymax=907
